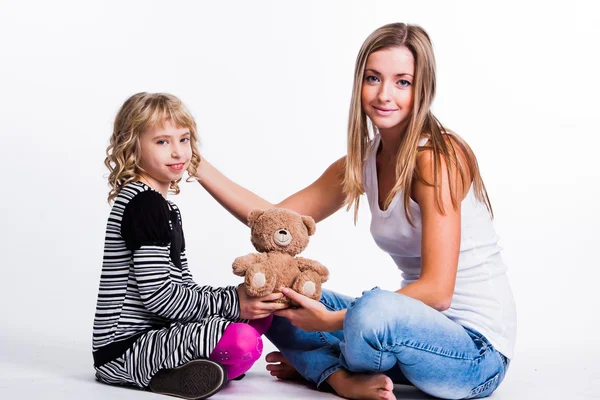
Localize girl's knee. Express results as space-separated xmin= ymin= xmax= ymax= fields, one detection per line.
xmin=213 ymin=323 xmax=263 ymax=361
xmin=248 ymin=314 xmax=273 ymax=336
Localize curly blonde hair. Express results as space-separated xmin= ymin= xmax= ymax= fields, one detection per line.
xmin=105 ymin=92 xmax=201 ymax=203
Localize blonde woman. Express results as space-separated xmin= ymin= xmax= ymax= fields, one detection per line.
xmin=197 ymin=23 xmax=516 ymax=400
xmin=93 ymin=92 xmax=284 ymax=399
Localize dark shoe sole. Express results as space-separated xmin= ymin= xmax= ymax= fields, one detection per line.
xmin=231 ymin=373 xmax=245 ymax=381
xmin=149 ymin=359 xmax=227 ymax=400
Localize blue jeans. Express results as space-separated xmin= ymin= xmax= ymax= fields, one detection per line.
xmin=266 ymin=288 xmax=510 ymax=399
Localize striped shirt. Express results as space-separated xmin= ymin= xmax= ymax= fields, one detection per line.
xmin=92 ymin=181 xmax=240 ymax=367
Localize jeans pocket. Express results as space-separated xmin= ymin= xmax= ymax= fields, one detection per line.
xmin=465 ymin=373 xmax=500 ymax=399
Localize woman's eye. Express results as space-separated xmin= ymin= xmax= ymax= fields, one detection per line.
xmin=398 ymin=79 xmax=411 ymax=87
xmin=365 ymin=75 xmax=379 ymax=83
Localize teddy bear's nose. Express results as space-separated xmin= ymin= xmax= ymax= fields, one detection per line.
xmin=273 ymin=229 xmax=293 ymax=246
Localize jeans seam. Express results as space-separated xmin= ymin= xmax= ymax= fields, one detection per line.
xmin=382 ymin=341 xmax=489 ymax=361
xmin=317 ymin=331 xmax=332 ymax=346
xmin=317 ymin=364 xmax=343 ymax=388
xmin=320 ymin=296 xmax=347 ymax=312
xmin=376 ymin=345 xmax=383 ymax=371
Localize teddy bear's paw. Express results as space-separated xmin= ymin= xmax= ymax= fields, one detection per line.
xmin=292 ymin=271 xmax=322 ymax=301
xmin=253 ymin=272 xmax=267 ymax=288
xmin=245 ymin=265 xmax=276 ymax=297
xmin=301 ymin=281 xmax=316 ymax=297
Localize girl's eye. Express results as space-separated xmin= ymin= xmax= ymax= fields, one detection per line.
xmin=365 ymin=75 xmax=379 ymax=83
xmin=398 ymin=79 xmax=411 ymax=87
xmin=157 ymin=140 xmax=167 ymax=145
xmin=181 ymin=137 xmax=190 ymax=143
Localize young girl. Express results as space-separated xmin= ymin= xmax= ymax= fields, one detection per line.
xmin=92 ymin=92 xmax=285 ymax=399
xmin=195 ymin=23 xmax=516 ymax=400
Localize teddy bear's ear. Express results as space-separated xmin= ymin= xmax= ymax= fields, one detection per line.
xmin=301 ymin=215 xmax=316 ymax=236
xmin=247 ymin=209 xmax=265 ymax=228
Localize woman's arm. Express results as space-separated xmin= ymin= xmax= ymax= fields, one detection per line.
xmin=196 ymin=156 xmax=347 ymax=225
xmin=395 ymin=146 xmax=470 ymax=311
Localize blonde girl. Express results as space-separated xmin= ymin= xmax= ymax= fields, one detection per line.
xmin=92 ymin=93 xmax=284 ymax=399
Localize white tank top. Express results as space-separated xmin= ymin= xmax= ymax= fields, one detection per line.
xmin=364 ymin=134 xmax=517 ymax=359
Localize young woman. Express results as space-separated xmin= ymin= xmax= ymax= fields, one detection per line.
xmin=196 ymin=23 xmax=516 ymax=400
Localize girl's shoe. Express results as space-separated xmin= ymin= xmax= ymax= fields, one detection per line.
xmin=149 ymin=359 xmax=228 ymax=399
xmin=231 ymin=374 xmax=245 ymax=381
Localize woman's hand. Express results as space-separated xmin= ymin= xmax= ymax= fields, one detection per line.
xmin=237 ymin=285 xmax=288 ymax=320
xmin=274 ymin=288 xmax=340 ymax=332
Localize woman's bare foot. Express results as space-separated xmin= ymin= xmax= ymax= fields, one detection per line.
xmin=265 ymin=351 xmax=303 ymax=380
xmin=327 ymin=369 xmax=395 ymax=400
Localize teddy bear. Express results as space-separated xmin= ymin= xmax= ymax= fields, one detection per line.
xmin=232 ymin=208 xmax=329 ymax=305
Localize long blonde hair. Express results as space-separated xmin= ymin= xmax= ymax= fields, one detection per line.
xmin=343 ymin=23 xmax=492 ymax=224
xmin=105 ymin=92 xmax=201 ymax=203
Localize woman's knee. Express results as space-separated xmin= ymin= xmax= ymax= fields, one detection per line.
xmin=319 ymin=289 xmax=355 ymax=311
xmin=343 ymin=289 xmax=422 ymax=354
xmin=345 ymin=289 xmax=411 ymax=331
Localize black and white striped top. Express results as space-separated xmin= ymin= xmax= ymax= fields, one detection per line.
xmin=92 ymin=181 xmax=240 ymax=367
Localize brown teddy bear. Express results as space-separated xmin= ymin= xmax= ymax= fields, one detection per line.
xmin=233 ymin=208 xmax=329 ymax=305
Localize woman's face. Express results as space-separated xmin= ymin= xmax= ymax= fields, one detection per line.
xmin=361 ymin=46 xmax=415 ymax=134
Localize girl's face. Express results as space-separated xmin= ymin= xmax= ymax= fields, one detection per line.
xmin=138 ymin=119 xmax=192 ymax=193
xmin=361 ymin=46 xmax=415 ymax=134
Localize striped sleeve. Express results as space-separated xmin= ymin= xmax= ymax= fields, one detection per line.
xmin=132 ymin=245 xmax=237 ymax=322
xmin=181 ymin=251 xmax=241 ymax=320
xmin=121 ymin=191 xmax=238 ymax=322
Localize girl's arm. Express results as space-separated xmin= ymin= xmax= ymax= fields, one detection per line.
xmin=395 ymin=147 xmax=470 ymax=311
xmin=196 ymin=156 xmax=347 ymax=224
xmin=181 ymin=251 xmax=286 ymax=320
xmin=133 ymin=244 xmax=238 ymax=321
xmin=180 ymin=251 xmax=242 ymax=319
xmin=122 ymin=191 xmax=284 ymax=322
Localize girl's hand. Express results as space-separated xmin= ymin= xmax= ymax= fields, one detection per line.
xmin=274 ymin=288 xmax=336 ymax=332
xmin=237 ymin=285 xmax=288 ymax=320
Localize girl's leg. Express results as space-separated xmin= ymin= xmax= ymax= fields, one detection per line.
xmin=340 ymin=288 xmax=508 ymax=400
xmin=248 ymin=313 xmax=273 ymax=335
xmin=209 ymin=323 xmax=263 ymax=379
xmin=96 ymin=318 xmax=234 ymax=397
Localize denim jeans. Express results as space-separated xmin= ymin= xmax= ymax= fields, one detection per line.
xmin=266 ymin=288 xmax=510 ymax=400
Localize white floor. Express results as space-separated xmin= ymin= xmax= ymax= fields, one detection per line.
xmin=1 ymin=334 xmax=598 ymax=400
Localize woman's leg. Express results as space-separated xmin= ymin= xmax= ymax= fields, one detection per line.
xmin=340 ymin=288 xmax=508 ymax=400
xmin=209 ymin=322 xmax=263 ymax=379
xmin=265 ymin=289 xmax=355 ymax=387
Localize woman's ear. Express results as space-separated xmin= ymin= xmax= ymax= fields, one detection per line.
xmin=301 ymin=215 xmax=316 ymax=236
xmin=247 ymin=209 xmax=265 ymax=228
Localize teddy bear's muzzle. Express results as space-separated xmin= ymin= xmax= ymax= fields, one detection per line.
xmin=273 ymin=229 xmax=292 ymax=246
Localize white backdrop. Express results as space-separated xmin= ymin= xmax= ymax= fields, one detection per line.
xmin=1 ymin=0 xmax=599 ymax=388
